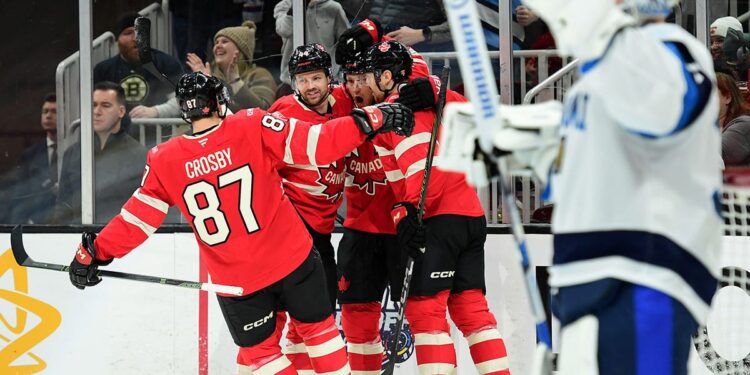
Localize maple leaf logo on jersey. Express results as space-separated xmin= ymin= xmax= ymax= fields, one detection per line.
xmin=338 ymin=276 xmax=350 ymax=292
xmin=345 ymin=147 xmax=387 ymax=196
xmin=378 ymin=42 xmax=391 ymax=52
xmin=315 ymin=161 xmax=345 ymax=201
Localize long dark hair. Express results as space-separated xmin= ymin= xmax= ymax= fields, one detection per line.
xmin=716 ymin=72 xmax=750 ymax=128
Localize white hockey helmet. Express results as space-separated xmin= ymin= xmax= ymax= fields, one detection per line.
xmin=621 ymin=0 xmax=679 ymax=18
xmin=523 ymin=0 xmax=633 ymax=60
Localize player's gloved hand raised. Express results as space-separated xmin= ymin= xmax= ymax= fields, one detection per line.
xmin=69 ymin=232 xmax=112 ymax=290
xmin=351 ymin=103 xmax=415 ymax=139
xmin=397 ymin=77 xmax=437 ymax=111
xmin=391 ymin=202 xmax=426 ymax=259
xmin=335 ymin=19 xmax=383 ymax=65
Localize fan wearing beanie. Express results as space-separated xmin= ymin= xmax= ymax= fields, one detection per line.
xmin=186 ymin=21 xmax=277 ymax=111
xmin=710 ymin=16 xmax=743 ymax=61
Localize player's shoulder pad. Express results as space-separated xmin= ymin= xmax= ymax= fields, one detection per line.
xmin=446 ymin=90 xmax=468 ymax=103
xmin=272 ymin=94 xmax=298 ymax=109
xmin=245 ymin=108 xmax=271 ymax=118
xmin=268 ymin=110 xmax=287 ymax=121
xmin=604 ymin=27 xmax=683 ymax=80
xmin=643 ymin=23 xmax=714 ymax=75
xmin=384 ymin=93 xmax=399 ymax=104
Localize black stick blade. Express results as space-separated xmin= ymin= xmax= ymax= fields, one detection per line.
xmin=10 ymin=225 xmax=29 ymax=266
xmin=134 ymin=16 xmax=153 ymax=64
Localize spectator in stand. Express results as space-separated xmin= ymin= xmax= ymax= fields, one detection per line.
xmin=94 ymin=14 xmax=184 ymax=119
xmin=10 ymin=93 xmax=59 ymax=224
xmin=338 ymin=0 xmax=367 ymax=21
xmin=515 ymin=3 xmax=551 ymax=50
xmin=55 ymin=82 xmax=146 ymax=224
xmin=382 ymin=0 xmax=543 ymax=53
xmin=717 ymin=72 xmax=750 ymax=166
xmin=711 ymin=16 xmax=743 ymax=61
xmin=368 ymin=0 xmax=452 ymax=52
xmin=274 ymin=0 xmax=349 ymax=97
xmin=187 ymin=21 xmax=277 ymax=110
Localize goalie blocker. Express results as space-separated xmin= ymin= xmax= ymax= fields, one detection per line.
xmin=437 ymin=100 xmax=563 ymax=188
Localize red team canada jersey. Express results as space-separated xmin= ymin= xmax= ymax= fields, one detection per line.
xmin=93 ymin=109 xmax=367 ymax=295
xmin=343 ymin=141 xmax=398 ymax=234
xmin=340 ymin=43 xmax=435 ymax=234
xmin=372 ymin=89 xmax=484 ymax=219
xmin=268 ymin=89 xmax=353 ymax=233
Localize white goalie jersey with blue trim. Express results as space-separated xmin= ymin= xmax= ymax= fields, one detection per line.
xmin=548 ymin=24 xmax=722 ymax=319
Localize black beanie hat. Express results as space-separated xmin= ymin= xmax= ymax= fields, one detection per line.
xmin=115 ymin=13 xmax=138 ymax=36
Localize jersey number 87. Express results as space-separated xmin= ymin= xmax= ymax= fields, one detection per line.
xmin=183 ymin=165 xmax=260 ymax=245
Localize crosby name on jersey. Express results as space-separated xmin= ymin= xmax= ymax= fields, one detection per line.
xmin=184 ymin=148 xmax=233 ymax=178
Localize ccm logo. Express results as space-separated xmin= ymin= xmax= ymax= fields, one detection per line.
xmin=243 ymin=311 xmax=274 ymax=331
xmin=430 ymin=271 xmax=455 ymax=279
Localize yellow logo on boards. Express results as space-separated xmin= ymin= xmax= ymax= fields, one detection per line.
xmin=0 ymin=248 xmax=61 ymax=373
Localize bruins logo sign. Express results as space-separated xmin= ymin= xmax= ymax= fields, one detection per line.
xmin=121 ymin=74 xmax=149 ymax=103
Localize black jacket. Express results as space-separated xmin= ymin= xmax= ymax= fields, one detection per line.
xmin=56 ymin=130 xmax=147 ymax=224
xmin=10 ymin=140 xmax=57 ymax=223
xmin=93 ymin=49 xmax=183 ymax=110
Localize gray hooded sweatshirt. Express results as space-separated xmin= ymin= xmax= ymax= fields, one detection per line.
xmin=274 ymin=0 xmax=350 ymax=85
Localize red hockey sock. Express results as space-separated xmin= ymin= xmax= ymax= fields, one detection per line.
xmin=284 ymin=316 xmax=314 ymax=374
xmin=294 ymin=315 xmax=351 ymax=374
xmin=405 ymin=291 xmax=456 ymax=374
xmin=247 ymin=353 xmax=297 ymax=375
xmin=342 ymin=303 xmax=383 ymax=374
xmin=236 ymin=317 xmax=296 ymax=375
xmin=448 ymin=289 xmax=511 ymax=375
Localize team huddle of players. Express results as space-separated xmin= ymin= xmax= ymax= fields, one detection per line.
xmin=68 ymin=17 xmax=511 ymax=375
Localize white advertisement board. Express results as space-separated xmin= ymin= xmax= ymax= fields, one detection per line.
xmin=0 ymin=232 xmax=744 ymax=374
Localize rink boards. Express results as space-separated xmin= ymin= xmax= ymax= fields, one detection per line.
xmin=0 ymin=232 xmax=745 ymax=374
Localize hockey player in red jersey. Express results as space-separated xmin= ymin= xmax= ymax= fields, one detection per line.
xmin=335 ymin=53 xmax=406 ymax=375
xmin=336 ymin=18 xmax=439 ymax=110
xmin=363 ymin=40 xmax=512 ymax=375
xmin=67 ymin=71 xmax=415 ymax=374
xmin=267 ymin=43 xmax=354 ymax=374
xmin=269 ymin=43 xmax=353 ymax=310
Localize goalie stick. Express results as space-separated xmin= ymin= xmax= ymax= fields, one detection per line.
xmin=383 ymin=66 xmax=451 ymax=375
xmin=10 ymin=225 xmax=243 ymax=296
xmin=135 ymin=16 xmax=177 ymax=88
xmin=443 ymin=0 xmax=554 ymax=373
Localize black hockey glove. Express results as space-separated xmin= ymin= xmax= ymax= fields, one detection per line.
xmin=391 ymin=202 xmax=426 ymax=259
xmin=351 ymin=103 xmax=415 ymax=140
xmin=396 ymin=77 xmax=437 ymax=111
xmin=335 ymin=19 xmax=383 ymax=65
xmin=69 ymin=232 xmax=112 ymax=290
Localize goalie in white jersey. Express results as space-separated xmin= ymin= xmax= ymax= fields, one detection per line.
xmin=439 ymin=0 xmax=721 ymax=373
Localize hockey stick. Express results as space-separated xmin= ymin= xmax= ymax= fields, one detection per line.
xmin=10 ymin=225 xmax=243 ymax=296
xmin=443 ymin=0 xmax=554 ymax=373
xmin=383 ymin=66 xmax=451 ymax=375
xmin=135 ymin=17 xmax=177 ymax=88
